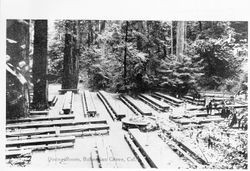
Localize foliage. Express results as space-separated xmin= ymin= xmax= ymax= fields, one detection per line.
xmin=48 ymin=20 xmax=248 ymax=95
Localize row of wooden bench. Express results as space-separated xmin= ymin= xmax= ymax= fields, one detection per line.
xmin=6 ymin=136 xmax=76 ymax=158
xmin=6 ymin=116 xmax=110 ymax=158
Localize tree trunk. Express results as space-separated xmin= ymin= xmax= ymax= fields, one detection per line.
xmin=170 ymin=21 xmax=174 ymax=56
xmin=136 ymin=21 xmax=143 ymax=51
xmin=32 ymin=20 xmax=48 ymax=110
xmin=100 ymin=20 xmax=106 ymax=33
xmin=62 ymin=21 xmax=79 ymax=90
xmin=199 ymin=21 xmax=202 ymax=32
xmin=73 ymin=21 xmax=80 ymax=88
xmin=176 ymin=21 xmax=185 ymax=62
xmin=123 ymin=21 xmax=129 ymax=87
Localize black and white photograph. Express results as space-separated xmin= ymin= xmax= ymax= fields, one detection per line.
xmin=1 ymin=0 xmax=249 ymax=170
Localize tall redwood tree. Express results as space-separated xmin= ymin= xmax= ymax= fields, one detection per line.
xmin=32 ymin=20 xmax=48 ymax=110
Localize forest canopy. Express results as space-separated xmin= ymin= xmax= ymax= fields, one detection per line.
xmin=48 ymin=20 xmax=248 ymax=96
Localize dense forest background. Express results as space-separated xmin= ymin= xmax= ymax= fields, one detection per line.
xmin=48 ymin=20 xmax=248 ymax=96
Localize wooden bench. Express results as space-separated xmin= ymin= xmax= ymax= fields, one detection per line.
xmin=7 ymin=123 xmax=109 ymax=140
xmin=6 ymin=149 xmax=32 ymax=158
xmin=6 ymin=119 xmax=108 ymax=130
xmin=187 ymin=104 xmax=248 ymax=111
xmin=97 ymin=92 xmax=117 ymax=120
xmin=59 ymin=124 xmax=109 ymax=134
xmin=153 ymin=92 xmax=183 ymax=106
xmin=6 ymin=142 xmax=74 ymax=151
xmin=124 ymin=133 xmax=151 ymax=168
xmin=6 ymin=136 xmax=75 ymax=148
xmin=183 ymin=96 xmax=205 ymax=106
xmin=62 ymin=91 xmax=73 ymax=114
xmin=121 ymin=95 xmax=152 ymax=116
xmin=84 ymin=90 xmax=97 ymax=116
xmin=98 ymin=91 xmax=127 ymax=120
xmin=29 ymin=110 xmax=49 ymax=116
xmin=59 ymin=89 xmax=79 ymax=94
xmin=6 ymin=115 xmax=75 ymax=124
xmin=6 ymin=129 xmax=56 ymax=138
xmin=128 ymin=129 xmax=189 ymax=169
xmin=139 ymin=94 xmax=170 ymax=112
xmin=171 ymin=116 xmax=224 ymax=125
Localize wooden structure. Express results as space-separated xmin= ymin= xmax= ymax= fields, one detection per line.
xmin=139 ymin=94 xmax=170 ymax=112
xmin=153 ymin=92 xmax=183 ymax=106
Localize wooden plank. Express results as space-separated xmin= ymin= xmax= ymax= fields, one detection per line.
xmin=84 ymin=90 xmax=97 ymax=115
xmin=122 ymin=95 xmax=152 ymax=116
xmin=59 ymin=89 xmax=79 ymax=94
xmin=124 ymin=133 xmax=151 ymax=168
xmin=158 ymin=133 xmax=202 ymax=168
xmin=7 ymin=126 xmax=109 ymax=140
xmin=187 ymin=104 xmax=247 ymax=111
xmin=99 ymin=91 xmax=128 ymax=120
xmin=62 ymin=91 xmax=73 ymax=114
xmin=119 ymin=96 xmax=141 ymax=116
xmin=59 ymin=124 xmax=109 ymax=133
xmin=128 ymin=129 xmax=189 ymax=169
xmin=7 ymin=133 xmax=58 ymax=141
xmin=139 ymin=94 xmax=170 ymax=111
xmin=97 ymin=92 xmax=117 ymax=120
xmin=6 ymin=142 xmax=74 ymax=151
xmin=29 ymin=110 xmax=49 ymax=115
xmin=6 ymin=115 xmax=75 ymax=124
xmin=6 ymin=119 xmax=107 ymax=129
xmin=60 ymin=129 xmax=109 ymax=137
xmin=6 ymin=149 xmax=32 ymax=158
xmin=6 ymin=136 xmax=75 ymax=147
xmin=154 ymin=92 xmax=183 ymax=104
xmin=6 ymin=129 xmax=56 ymax=137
